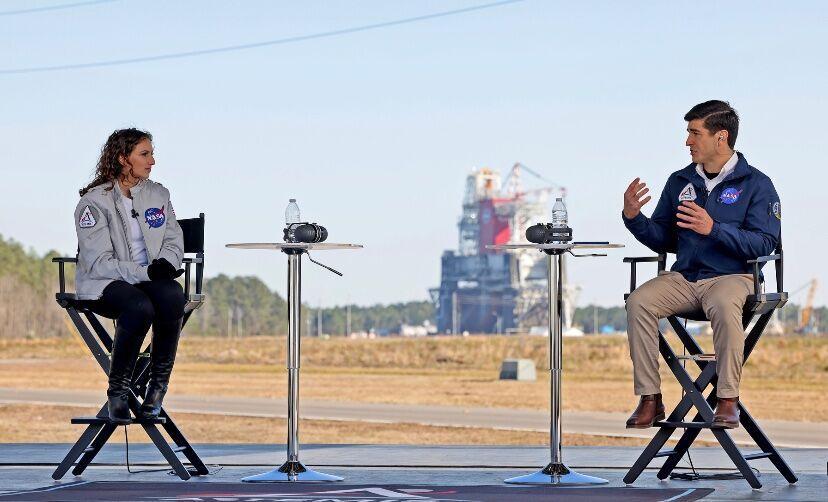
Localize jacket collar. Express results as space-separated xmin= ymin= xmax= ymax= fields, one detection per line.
xmin=676 ymin=152 xmax=752 ymax=188
xmin=128 ymin=178 xmax=148 ymax=196
xmin=105 ymin=179 xmax=148 ymax=198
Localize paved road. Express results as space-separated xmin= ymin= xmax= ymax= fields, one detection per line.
xmin=1 ymin=387 xmax=825 ymax=448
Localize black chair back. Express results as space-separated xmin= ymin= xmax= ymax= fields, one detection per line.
xmin=178 ymin=213 xmax=205 ymax=254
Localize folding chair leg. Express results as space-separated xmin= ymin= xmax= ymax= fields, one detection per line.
xmin=626 ymin=334 xmax=718 ymax=484
xmin=142 ymin=424 xmax=191 ymax=480
xmin=656 ymin=428 xmax=701 ymax=480
xmin=657 ymin=391 xmax=718 ymax=479
xmin=130 ymin=360 xmax=208 ymax=476
xmin=160 ymin=411 xmax=209 ymax=475
xmin=739 ymin=403 xmax=798 ymax=484
xmin=52 ymin=423 xmax=104 ymax=480
xmin=85 ymin=312 xmax=114 ymax=353
xmin=661 ymin=338 xmax=717 ymax=422
xmin=623 ymin=425 xmax=676 ymax=484
xmin=60 ymin=303 xmax=206 ymax=481
xmin=72 ymin=422 xmax=118 ymax=476
xmin=712 ymin=428 xmax=762 ymax=489
xmin=625 ymin=309 xmax=795 ymax=489
xmin=67 ymin=309 xmax=110 ymax=371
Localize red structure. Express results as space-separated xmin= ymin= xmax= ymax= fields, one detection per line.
xmin=477 ymin=199 xmax=512 ymax=254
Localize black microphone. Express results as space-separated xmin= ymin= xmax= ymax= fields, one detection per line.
xmin=131 ymin=209 xmax=139 ymax=219
xmin=283 ymin=222 xmax=328 ymax=243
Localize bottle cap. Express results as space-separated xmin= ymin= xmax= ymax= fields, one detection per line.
xmin=289 ymin=198 xmax=296 ymax=202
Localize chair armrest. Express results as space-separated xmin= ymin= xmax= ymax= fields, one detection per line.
xmin=52 ymin=257 xmax=78 ymax=263
xmin=623 ymin=254 xmax=667 ymax=296
xmin=181 ymin=256 xmax=205 ymax=296
xmin=746 ymin=254 xmax=783 ymax=295
xmin=746 ymin=254 xmax=781 ymax=264
xmin=52 ymin=257 xmax=77 ymax=294
xmin=623 ymin=256 xmax=664 ymax=263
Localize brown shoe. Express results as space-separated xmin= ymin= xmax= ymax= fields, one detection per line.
xmin=625 ymin=394 xmax=665 ymax=429
xmin=713 ymin=397 xmax=740 ymax=428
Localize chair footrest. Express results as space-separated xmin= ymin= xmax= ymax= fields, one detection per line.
xmin=675 ymin=354 xmax=716 ymax=361
xmin=71 ymin=416 xmax=166 ymax=425
xmin=655 ymin=420 xmax=712 ymax=429
xmin=654 ymin=449 xmax=677 ymax=458
xmin=744 ymin=451 xmax=773 ymax=460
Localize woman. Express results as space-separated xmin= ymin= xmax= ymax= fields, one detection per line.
xmin=75 ymin=128 xmax=186 ymax=424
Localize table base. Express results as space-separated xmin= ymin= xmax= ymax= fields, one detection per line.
xmin=505 ymin=462 xmax=608 ymax=485
xmin=242 ymin=461 xmax=343 ymax=483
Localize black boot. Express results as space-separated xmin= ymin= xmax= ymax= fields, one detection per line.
xmin=139 ymin=318 xmax=182 ymax=419
xmin=105 ymin=326 xmax=145 ymax=424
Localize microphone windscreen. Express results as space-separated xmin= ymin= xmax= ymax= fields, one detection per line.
xmin=526 ymin=223 xmax=549 ymax=244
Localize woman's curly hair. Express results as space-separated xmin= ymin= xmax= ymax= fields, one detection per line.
xmin=79 ymin=128 xmax=152 ymax=196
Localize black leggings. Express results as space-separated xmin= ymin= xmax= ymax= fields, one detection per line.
xmin=89 ymin=280 xmax=186 ymax=336
xmin=86 ymin=280 xmax=186 ymax=387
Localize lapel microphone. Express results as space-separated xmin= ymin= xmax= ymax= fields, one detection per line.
xmin=131 ymin=209 xmax=139 ymax=219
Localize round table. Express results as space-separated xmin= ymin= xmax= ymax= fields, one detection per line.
xmin=487 ymin=242 xmax=624 ymax=485
xmin=226 ymin=242 xmax=362 ymax=482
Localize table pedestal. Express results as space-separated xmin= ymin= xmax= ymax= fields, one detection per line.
xmin=504 ymin=251 xmax=608 ymax=486
xmin=242 ymin=251 xmax=342 ymax=483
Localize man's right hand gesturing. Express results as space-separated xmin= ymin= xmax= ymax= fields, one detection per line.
xmin=623 ymin=178 xmax=652 ymax=219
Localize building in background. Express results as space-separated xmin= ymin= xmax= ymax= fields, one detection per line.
xmin=431 ymin=164 xmax=580 ymax=334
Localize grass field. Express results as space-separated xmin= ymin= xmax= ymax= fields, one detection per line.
xmin=1 ymin=334 xmax=825 ymax=443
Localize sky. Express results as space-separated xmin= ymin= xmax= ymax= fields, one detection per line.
xmin=0 ymin=0 xmax=826 ymax=308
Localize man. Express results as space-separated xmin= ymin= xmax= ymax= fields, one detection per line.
xmin=622 ymin=100 xmax=781 ymax=429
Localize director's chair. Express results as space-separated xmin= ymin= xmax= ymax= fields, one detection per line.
xmin=51 ymin=213 xmax=208 ymax=481
xmin=621 ymin=241 xmax=798 ymax=489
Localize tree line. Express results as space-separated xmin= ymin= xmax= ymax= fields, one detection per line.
xmin=0 ymin=236 xmax=435 ymax=338
xmin=0 ymin=235 xmax=824 ymax=338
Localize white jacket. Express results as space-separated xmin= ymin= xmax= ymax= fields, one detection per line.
xmin=74 ymin=179 xmax=184 ymax=300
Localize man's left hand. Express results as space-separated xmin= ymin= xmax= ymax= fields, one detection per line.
xmin=676 ymin=201 xmax=714 ymax=236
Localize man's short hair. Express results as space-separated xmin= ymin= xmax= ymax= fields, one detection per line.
xmin=684 ymin=100 xmax=739 ymax=149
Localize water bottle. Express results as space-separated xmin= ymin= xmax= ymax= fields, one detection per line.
xmin=551 ymin=197 xmax=568 ymax=243
xmin=285 ymin=199 xmax=301 ymax=224
xmin=285 ymin=199 xmax=300 ymax=242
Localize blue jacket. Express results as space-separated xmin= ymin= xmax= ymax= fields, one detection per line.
xmin=623 ymin=152 xmax=781 ymax=282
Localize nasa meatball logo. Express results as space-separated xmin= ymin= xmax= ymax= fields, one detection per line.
xmin=145 ymin=206 xmax=166 ymax=228
xmin=718 ymin=187 xmax=742 ymax=205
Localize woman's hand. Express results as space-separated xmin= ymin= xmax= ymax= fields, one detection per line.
xmin=147 ymin=258 xmax=184 ymax=281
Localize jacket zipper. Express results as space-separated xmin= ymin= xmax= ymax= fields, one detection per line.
xmin=112 ymin=192 xmax=135 ymax=261
xmin=685 ymin=183 xmax=709 ymax=281
xmin=703 ymin=185 xmax=713 ymax=211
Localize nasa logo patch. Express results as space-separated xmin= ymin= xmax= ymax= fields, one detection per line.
xmin=79 ymin=205 xmax=96 ymax=228
xmin=145 ymin=206 xmax=166 ymax=228
xmin=718 ymin=187 xmax=742 ymax=205
xmin=772 ymin=201 xmax=781 ymax=220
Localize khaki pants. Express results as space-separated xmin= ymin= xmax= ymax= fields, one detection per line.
xmin=626 ymin=271 xmax=753 ymax=399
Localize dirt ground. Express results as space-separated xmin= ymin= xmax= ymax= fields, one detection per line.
xmin=0 ymin=335 xmax=825 ymax=444
xmin=1 ymin=403 xmax=684 ymax=447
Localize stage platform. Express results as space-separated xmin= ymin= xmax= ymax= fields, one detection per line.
xmin=0 ymin=444 xmax=825 ymax=501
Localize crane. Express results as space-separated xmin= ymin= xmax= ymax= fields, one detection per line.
xmin=502 ymin=162 xmax=566 ymax=199
xmin=795 ymin=279 xmax=819 ymax=334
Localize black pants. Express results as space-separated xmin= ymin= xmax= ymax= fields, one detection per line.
xmin=89 ymin=280 xmax=185 ymax=332
xmin=86 ymin=280 xmax=186 ymax=387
